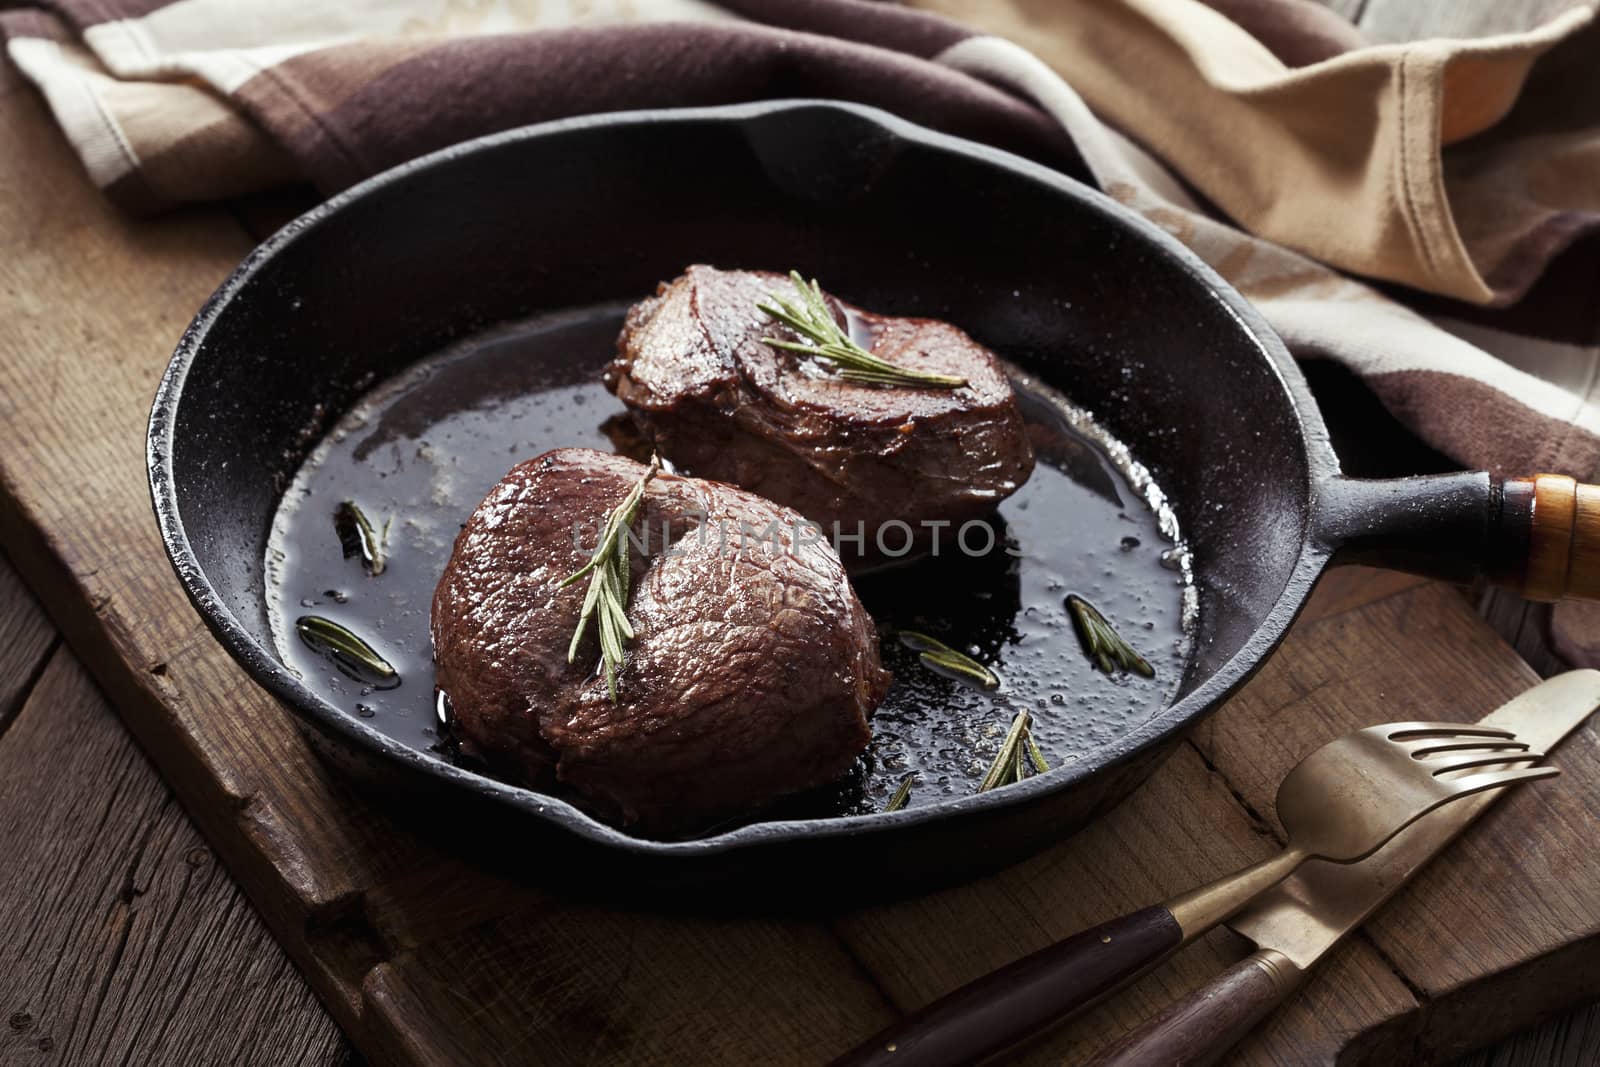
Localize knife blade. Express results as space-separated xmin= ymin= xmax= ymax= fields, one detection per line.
xmin=1085 ymin=669 xmax=1600 ymax=1067
xmin=1227 ymin=668 xmax=1600 ymax=967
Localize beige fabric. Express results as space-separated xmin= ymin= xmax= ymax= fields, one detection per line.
xmin=934 ymin=33 xmax=1600 ymax=479
xmin=912 ymin=0 xmax=1598 ymax=305
xmin=5 ymin=35 xmax=298 ymax=208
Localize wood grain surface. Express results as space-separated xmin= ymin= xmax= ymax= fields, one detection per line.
xmin=2 ymin=0 xmax=1600 ymax=1060
xmin=0 ymin=553 xmax=56 ymax=738
xmin=0 ymin=579 xmax=346 ymax=1065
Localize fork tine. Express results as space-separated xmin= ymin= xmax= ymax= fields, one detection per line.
xmin=1410 ymin=740 xmax=1531 ymax=759
xmin=1384 ymin=722 xmax=1519 ymax=740
xmin=1440 ymin=765 xmax=1560 ymax=796
xmin=1430 ymin=751 xmax=1546 ymax=775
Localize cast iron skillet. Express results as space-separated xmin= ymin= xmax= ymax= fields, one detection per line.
xmin=148 ymin=100 xmax=1597 ymax=899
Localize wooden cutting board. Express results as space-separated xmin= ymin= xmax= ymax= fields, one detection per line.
xmin=2 ymin=66 xmax=1598 ymax=1065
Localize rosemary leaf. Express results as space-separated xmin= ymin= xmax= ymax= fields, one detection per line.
xmin=334 ymin=500 xmax=387 ymax=576
xmin=1026 ymin=731 xmax=1051 ymax=774
xmin=561 ymin=456 xmax=660 ymax=702
xmin=894 ymin=630 xmax=949 ymax=654
xmin=758 ymin=271 xmax=967 ymax=390
xmin=978 ymin=710 xmax=1054 ymax=792
xmin=1067 ymin=594 xmax=1155 ymax=678
xmin=295 ymin=615 xmax=397 ymax=685
xmin=898 ymin=630 xmax=1000 ymax=690
xmin=921 ymin=651 xmax=1001 ymax=691
xmin=979 ymin=710 xmax=1033 ymax=792
xmin=883 ymin=773 xmax=916 ymax=813
xmin=569 ymin=563 xmax=605 ymax=663
xmin=611 ymin=529 xmax=634 ymax=640
xmin=597 ymin=599 xmax=623 ymax=700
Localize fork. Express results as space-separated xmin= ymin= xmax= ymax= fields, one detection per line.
xmin=831 ymin=721 xmax=1557 ymax=1067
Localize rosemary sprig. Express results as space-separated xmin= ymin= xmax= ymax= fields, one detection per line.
xmin=758 ymin=271 xmax=967 ymax=390
xmin=1067 ymin=595 xmax=1155 ymax=678
xmin=295 ymin=615 xmax=398 ymax=686
xmin=1026 ymin=730 xmax=1051 ymax=775
xmin=898 ymin=630 xmax=1000 ymax=691
xmin=978 ymin=710 xmax=1049 ymax=791
xmin=334 ymin=500 xmax=387 ymax=576
xmin=561 ymin=456 xmax=661 ymax=701
xmin=883 ymin=773 xmax=916 ymax=813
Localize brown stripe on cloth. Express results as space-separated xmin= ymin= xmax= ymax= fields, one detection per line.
xmin=232 ymin=21 xmax=1086 ymax=196
xmin=223 ymin=37 xmax=437 ymax=192
xmin=10 ymin=0 xmax=178 ymax=32
xmin=717 ymin=0 xmax=972 ymax=57
xmin=0 ymin=8 xmax=74 ymax=42
xmin=126 ymin=107 xmax=298 ymax=206
xmin=1367 ymin=367 xmax=1600 ymax=480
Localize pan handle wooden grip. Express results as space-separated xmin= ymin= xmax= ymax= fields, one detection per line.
xmin=828 ymin=905 xmax=1182 ymax=1067
xmin=1082 ymin=948 xmax=1306 ymax=1067
xmin=1315 ymin=472 xmax=1600 ymax=601
xmin=1492 ymin=475 xmax=1600 ymax=602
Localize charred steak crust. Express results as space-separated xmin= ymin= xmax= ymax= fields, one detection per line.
xmin=431 ymin=448 xmax=889 ymax=834
xmin=606 ymin=266 xmax=1036 ymax=546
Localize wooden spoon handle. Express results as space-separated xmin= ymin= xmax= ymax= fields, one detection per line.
xmin=1083 ymin=948 xmax=1306 ymax=1067
xmin=1492 ymin=475 xmax=1600 ymax=601
xmin=828 ymin=905 xmax=1182 ymax=1067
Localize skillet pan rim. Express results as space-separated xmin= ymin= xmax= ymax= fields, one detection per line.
xmin=149 ymin=98 xmax=1340 ymax=858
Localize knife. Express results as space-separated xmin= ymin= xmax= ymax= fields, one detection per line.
xmin=1085 ymin=668 xmax=1600 ymax=1067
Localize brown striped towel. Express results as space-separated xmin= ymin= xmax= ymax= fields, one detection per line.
xmin=4 ymin=0 xmax=1599 ymax=646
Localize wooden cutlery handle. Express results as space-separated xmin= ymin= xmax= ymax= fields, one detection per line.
xmin=829 ymin=905 xmax=1182 ymax=1067
xmin=1083 ymin=948 xmax=1306 ymax=1067
xmin=1493 ymin=475 xmax=1600 ymax=601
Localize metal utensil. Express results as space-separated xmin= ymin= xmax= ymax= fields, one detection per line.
xmin=1087 ymin=668 xmax=1600 ymax=1067
xmin=1163 ymin=720 xmax=1555 ymax=939
xmin=833 ymin=717 xmax=1561 ymax=1067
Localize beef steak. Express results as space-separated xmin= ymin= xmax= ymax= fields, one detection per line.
xmin=431 ymin=447 xmax=889 ymax=834
xmin=607 ymin=266 xmax=1035 ymax=565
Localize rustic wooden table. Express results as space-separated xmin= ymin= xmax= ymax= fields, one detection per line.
xmin=0 ymin=552 xmax=350 ymax=1065
xmin=3 ymin=551 xmax=1597 ymax=1066
xmin=3 ymin=0 xmax=1599 ymax=1064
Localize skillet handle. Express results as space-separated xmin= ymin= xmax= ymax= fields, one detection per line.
xmin=1489 ymin=475 xmax=1600 ymax=602
xmin=1314 ymin=472 xmax=1600 ymax=601
xmin=829 ymin=905 xmax=1182 ymax=1067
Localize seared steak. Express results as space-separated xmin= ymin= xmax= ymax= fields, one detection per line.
xmin=431 ymin=447 xmax=888 ymax=834
xmin=607 ymin=266 xmax=1035 ymax=565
